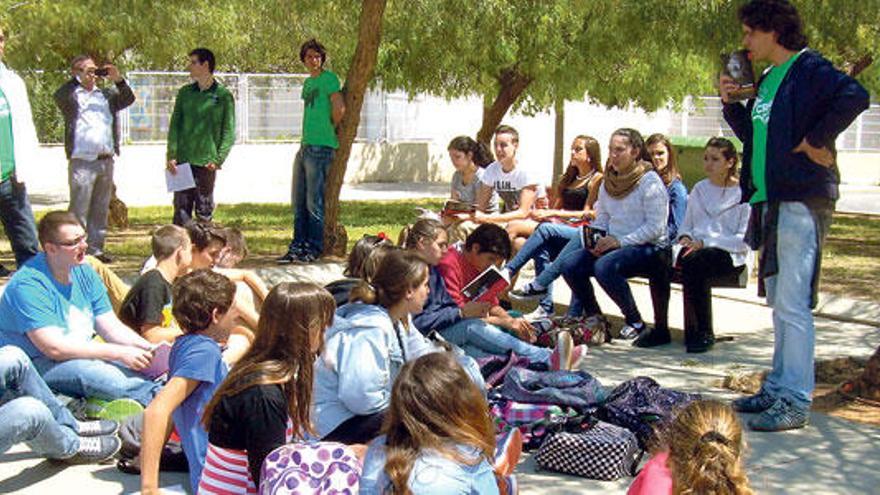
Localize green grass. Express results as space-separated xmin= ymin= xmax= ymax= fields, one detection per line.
xmin=2 ymin=200 xmax=878 ymax=301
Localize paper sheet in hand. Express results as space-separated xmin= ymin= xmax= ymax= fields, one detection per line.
xmin=165 ymin=162 xmax=196 ymax=192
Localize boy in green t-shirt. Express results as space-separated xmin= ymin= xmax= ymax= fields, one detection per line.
xmin=277 ymin=39 xmax=346 ymax=264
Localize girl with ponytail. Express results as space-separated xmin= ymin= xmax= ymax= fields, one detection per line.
xmin=628 ymin=400 xmax=754 ymax=495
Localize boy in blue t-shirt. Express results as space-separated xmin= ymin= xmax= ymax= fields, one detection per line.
xmin=139 ymin=269 xmax=244 ymax=493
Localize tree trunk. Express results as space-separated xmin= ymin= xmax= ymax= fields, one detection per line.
xmin=107 ymin=183 xmax=129 ymax=230
xmin=475 ymin=68 xmax=533 ymax=147
xmin=322 ymin=0 xmax=388 ymax=257
xmin=849 ymin=345 xmax=880 ymax=401
xmin=846 ymin=54 xmax=873 ymax=77
xmin=553 ymin=99 xmax=565 ymax=181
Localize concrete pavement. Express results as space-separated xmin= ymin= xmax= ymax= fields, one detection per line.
xmin=2 ymin=262 xmax=877 ymax=494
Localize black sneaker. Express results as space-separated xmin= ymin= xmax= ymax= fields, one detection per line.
xmin=77 ymin=419 xmax=120 ymax=437
xmin=275 ymin=252 xmax=298 ymax=265
xmin=295 ymin=252 xmax=319 ymax=263
xmin=65 ymin=435 xmax=122 ymax=464
xmin=633 ymin=326 xmax=671 ymax=348
xmin=509 ymin=283 xmax=548 ymax=301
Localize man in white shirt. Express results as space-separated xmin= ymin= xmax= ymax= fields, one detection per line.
xmin=54 ymin=55 xmax=135 ymax=264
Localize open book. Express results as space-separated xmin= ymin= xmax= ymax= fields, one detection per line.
xmin=442 ymin=199 xmax=477 ymax=215
xmin=142 ymin=341 xmax=173 ymax=380
xmin=721 ymin=50 xmax=756 ymax=102
xmin=461 ymin=265 xmax=510 ymax=303
xmin=581 ymin=225 xmax=607 ymax=250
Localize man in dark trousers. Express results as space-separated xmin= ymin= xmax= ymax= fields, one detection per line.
xmin=0 ymin=24 xmax=39 ymax=277
xmin=166 ymin=48 xmax=236 ymax=226
xmin=55 ymin=55 xmax=135 ymax=263
xmin=720 ymin=0 xmax=869 ymax=431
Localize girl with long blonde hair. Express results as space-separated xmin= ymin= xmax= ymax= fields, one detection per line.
xmin=360 ymin=352 xmax=499 ymax=494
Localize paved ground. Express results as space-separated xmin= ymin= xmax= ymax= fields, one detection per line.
xmin=1 ymin=261 xmax=878 ymax=494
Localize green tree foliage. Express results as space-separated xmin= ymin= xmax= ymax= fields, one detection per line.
xmin=377 ymin=0 xmax=878 ymax=142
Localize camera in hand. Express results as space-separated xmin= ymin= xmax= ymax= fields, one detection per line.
xmin=94 ymin=67 xmax=110 ymax=77
xmin=721 ymin=50 xmax=756 ymax=102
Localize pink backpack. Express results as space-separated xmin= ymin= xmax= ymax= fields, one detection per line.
xmin=259 ymin=442 xmax=361 ymax=495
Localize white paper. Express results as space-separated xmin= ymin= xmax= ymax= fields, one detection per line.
xmin=165 ymin=162 xmax=196 ymax=192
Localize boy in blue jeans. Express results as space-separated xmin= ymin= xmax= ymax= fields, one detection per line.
xmin=139 ymin=269 xmax=241 ymax=493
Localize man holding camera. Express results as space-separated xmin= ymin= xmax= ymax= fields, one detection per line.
xmin=54 ymin=55 xmax=135 ymax=264
xmin=720 ymin=0 xmax=869 ymax=432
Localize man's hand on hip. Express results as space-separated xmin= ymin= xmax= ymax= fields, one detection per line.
xmin=793 ymin=138 xmax=834 ymax=168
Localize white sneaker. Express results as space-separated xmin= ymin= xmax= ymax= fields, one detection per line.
xmin=524 ymin=306 xmax=552 ymax=321
xmin=619 ymin=323 xmax=645 ymax=340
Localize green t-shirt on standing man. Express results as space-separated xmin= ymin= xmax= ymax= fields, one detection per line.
xmin=0 ymin=87 xmax=16 ymax=182
xmin=749 ymin=51 xmax=801 ymax=204
xmin=301 ymin=70 xmax=341 ymax=149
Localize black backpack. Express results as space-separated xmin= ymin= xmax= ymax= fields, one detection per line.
xmin=597 ymin=376 xmax=699 ymax=447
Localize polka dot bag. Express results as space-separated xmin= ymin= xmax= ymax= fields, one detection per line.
xmin=260 ymin=442 xmax=361 ymax=495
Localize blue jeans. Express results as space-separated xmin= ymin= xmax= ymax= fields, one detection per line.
xmin=440 ymin=318 xmax=551 ymax=364
xmin=33 ymin=355 xmax=160 ymax=407
xmin=507 ymin=223 xmax=593 ymax=316
xmin=0 ymin=178 xmax=39 ymax=267
xmin=761 ymin=201 xmax=819 ymax=410
xmin=563 ymin=244 xmax=666 ymax=326
xmin=0 ymin=346 xmax=79 ymax=458
xmin=68 ymin=157 xmax=114 ymax=255
xmin=288 ymin=145 xmax=335 ymax=256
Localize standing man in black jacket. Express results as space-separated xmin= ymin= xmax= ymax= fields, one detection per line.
xmin=720 ymin=0 xmax=869 ymax=432
xmin=54 ymin=56 xmax=135 ymax=263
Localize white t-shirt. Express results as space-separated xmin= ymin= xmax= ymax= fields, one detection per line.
xmin=480 ymin=161 xmax=541 ymax=213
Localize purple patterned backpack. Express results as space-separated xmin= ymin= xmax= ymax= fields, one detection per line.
xmin=260 ymin=442 xmax=361 ymax=495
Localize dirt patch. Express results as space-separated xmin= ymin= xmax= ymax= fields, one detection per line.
xmin=721 ymin=357 xmax=880 ymax=427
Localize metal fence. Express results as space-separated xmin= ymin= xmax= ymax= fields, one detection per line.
xmin=122 ymin=71 xmax=423 ymax=144
xmin=119 ymin=72 xmax=880 ymax=151
xmin=670 ymin=96 xmax=880 ymax=151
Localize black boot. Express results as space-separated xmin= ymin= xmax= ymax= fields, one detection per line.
xmin=633 ymin=326 xmax=671 ymax=348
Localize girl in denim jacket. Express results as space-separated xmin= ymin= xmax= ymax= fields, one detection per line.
xmin=360 ymin=352 xmax=501 ymax=495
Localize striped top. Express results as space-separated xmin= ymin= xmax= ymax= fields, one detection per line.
xmin=198 ymin=421 xmax=293 ymax=494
